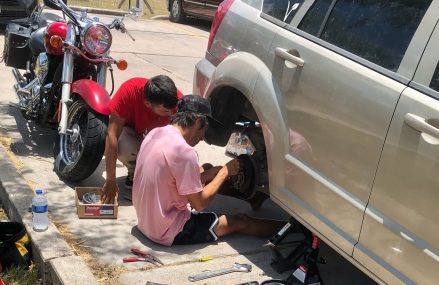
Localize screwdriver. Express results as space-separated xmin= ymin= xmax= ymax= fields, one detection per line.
xmin=198 ymin=256 xmax=213 ymax=262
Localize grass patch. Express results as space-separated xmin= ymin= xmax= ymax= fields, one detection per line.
xmin=0 ymin=206 xmax=41 ymax=285
xmin=52 ymin=220 xmax=127 ymax=284
xmin=0 ymin=265 xmax=41 ymax=285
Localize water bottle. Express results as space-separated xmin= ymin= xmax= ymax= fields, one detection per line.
xmin=32 ymin=189 xmax=49 ymax=232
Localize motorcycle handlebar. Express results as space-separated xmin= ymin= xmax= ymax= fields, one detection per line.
xmin=52 ymin=0 xmax=81 ymax=25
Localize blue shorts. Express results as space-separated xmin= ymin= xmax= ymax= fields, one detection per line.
xmin=172 ymin=212 xmax=219 ymax=245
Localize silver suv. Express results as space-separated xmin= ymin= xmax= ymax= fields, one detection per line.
xmin=194 ymin=0 xmax=439 ymax=284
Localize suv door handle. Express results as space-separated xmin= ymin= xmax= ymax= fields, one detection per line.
xmin=275 ymin=47 xmax=305 ymax=67
xmin=404 ymin=113 xmax=439 ymax=139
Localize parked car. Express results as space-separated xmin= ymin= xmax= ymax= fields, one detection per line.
xmin=194 ymin=0 xmax=439 ymax=284
xmin=166 ymin=0 xmax=221 ymax=23
xmin=0 ymin=0 xmax=36 ymax=27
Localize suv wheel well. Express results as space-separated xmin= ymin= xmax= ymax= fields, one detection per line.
xmin=206 ymin=87 xmax=257 ymax=146
xmin=206 ymin=87 xmax=269 ymax=194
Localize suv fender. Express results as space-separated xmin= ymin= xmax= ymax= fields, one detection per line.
xmin=206 ymin=52 xmax=289 ymax=192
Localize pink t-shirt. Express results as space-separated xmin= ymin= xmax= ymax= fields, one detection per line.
xmin=132 ymin=125 xmax=203 ymax=246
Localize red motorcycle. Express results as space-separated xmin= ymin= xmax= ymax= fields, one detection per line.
xmin=3 ymin=0 xmax=138 ymax=181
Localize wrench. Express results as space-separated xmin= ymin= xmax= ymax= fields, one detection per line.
xmin=188 ymin=263 xmax=252 ymax=282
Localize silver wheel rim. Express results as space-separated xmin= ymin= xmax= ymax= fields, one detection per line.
xmin=60 ymin=123 xmax=84 ymax=166
xmin=60 ymin=107 xmax=87 ymax=166
xmin=171 ymin=0 xmax=179 ymax=17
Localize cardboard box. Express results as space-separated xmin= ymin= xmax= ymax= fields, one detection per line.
xmin=75 ymin=187 xmax=118 ymax=219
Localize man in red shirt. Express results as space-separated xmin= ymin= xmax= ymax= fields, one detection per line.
xmin=101 ymin=75 xmax=183 ymax=204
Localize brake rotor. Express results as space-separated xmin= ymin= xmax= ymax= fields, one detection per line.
xmin=229 ymin=154 xmax=259 ymax=200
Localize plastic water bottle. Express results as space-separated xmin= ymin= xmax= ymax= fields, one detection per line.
xmin=32 ymin=189 xmax=49 ymax=232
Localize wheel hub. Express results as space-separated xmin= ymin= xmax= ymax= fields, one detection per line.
xmin=69 ymin=124 xmax=80 ymax=143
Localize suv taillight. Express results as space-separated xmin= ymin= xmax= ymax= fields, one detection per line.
xmin=207 ymin=0 xmax=235 ymax=51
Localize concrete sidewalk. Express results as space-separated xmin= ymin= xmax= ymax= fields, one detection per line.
xmin=0 ymin=15 xmax=376 ymax=285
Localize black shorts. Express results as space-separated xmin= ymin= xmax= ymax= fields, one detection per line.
xmin=172 ymin=212 xmax=219 ymax=245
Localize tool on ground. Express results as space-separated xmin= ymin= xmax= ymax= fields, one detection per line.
xmin=198 ymin=255 xmax=213 ymax=262
xmin=235 ymin=281 xmax=259 ymax=285
xmin=188 ymin=262 xmax=252 ymax=282
xmin=145 ymin=282 xmax=168 ymax=285
xmin=269 ymin=218 xmax=325 ymax=285
xmin=123 ymin=248 xmax=164 ymax=266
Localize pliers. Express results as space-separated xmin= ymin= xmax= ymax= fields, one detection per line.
xmin=123 ymin=248 xmax=164 ymax=266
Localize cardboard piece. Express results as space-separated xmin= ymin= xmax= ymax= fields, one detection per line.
xmin=75 ymin=187 xmax=118 ymax=219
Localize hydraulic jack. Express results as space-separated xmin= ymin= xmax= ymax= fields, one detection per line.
xmin=267 ymin=218 xmax=325 ymax=285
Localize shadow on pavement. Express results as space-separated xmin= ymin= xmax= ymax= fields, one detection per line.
xmin=180 ymin=18 xmax=212 ymax=32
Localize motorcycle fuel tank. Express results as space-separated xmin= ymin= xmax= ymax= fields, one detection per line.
xmin=43 ymin=21 xmax=67 ymax=55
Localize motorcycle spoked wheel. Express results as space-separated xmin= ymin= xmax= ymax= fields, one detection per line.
xmin=53 ymin=99 xmax=107 ymax=182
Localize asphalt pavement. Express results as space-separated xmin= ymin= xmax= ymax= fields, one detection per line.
xmin=0 ymin=15 xmax=377 ymax=284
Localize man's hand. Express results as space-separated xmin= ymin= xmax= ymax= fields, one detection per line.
xmin=101 ymin=180 xmax=119 ymax=204
xmin=201 ymin=166 xmax=222 ymax=185
xmin=224 ymin=158 xmax=241 ymax=177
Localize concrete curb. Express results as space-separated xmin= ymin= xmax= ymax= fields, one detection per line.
xmin=0 ymin=146 xmax=97 ymax=285
xmin=69 ymin=6 xmax=126 ymax=16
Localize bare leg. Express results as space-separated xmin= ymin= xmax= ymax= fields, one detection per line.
xmin=213 ymin=214 xmax=285 ymax=238
xmin=118 ymin=127 xmax=142 ymax=176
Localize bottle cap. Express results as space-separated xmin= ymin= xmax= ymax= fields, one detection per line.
xmin=36 ymin=189 xmax=44 ymax=195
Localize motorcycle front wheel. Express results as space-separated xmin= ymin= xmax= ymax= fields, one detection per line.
xmin=53 ymin=99 xmax=108 ymax=182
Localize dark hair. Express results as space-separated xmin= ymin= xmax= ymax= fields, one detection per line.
xmin=144 ymin=75 xmax=178 ymax=109
xmin=170 ymin=112 xmax=209 ymax=129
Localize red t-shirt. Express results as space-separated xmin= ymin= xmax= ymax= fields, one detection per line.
xmin=108 ymin=77 xmax=183 ymax=135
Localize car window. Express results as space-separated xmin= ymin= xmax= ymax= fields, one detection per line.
xmin=299 ymin=0 xmax=432 ymax=71
xmin=298 ymin=0 xmax=332 ymax=36
xmin=430 ymin=63 xmax=439 ymax=92
xmin=262 ymin=0 xmax=304 ymax=23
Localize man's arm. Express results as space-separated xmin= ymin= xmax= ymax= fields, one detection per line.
xmin=187 ymin=159 xmax=240 ymax=211
xmin=101 ymin=114 xmax=126 ymax=203
xmin=200 ymin=166 xmax=222 ymax=185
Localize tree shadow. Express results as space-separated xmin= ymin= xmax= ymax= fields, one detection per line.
xmin=181 ymin=18 xmax=212 ymax=32
xmin=0 ymin=104 xmax=56 ymax=159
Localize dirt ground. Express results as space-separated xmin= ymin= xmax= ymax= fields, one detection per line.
xmin=69 ymin=0 xmax=168 ymax=18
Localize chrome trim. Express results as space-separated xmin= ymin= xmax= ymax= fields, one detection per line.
xmin=97 ymin=63 xmax=107 ymax=88
xmin=186 ymin=0 xmax=204 ymax=6
xmin=35 ymin=53 xmax=49 ymax=83
xmin=205 ymin=3 xmax=219 ymax=8
xmin=59 ymin=22 xmax=76 ymax=134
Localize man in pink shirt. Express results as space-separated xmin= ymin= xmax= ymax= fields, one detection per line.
xmin=132 ymin=95 xmax=284 ymax=246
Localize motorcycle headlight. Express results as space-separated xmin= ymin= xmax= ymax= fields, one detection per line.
xmin=81 ymin=23 xmax=112 ymax=56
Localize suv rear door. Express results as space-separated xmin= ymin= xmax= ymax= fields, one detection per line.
xmin=265 ymin=0 xmax=435 ymax=258
xmin=354 ymin=7 xmax=439 ymax=284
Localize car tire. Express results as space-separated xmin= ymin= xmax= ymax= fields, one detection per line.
xmin=169 ymin=0 xmax=186 ymax=23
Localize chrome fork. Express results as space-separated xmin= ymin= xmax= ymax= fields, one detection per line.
xmin=59 ymin=22 xmax=75 ymax=134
